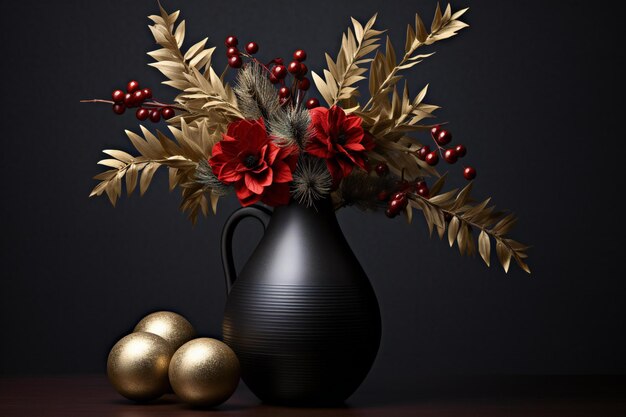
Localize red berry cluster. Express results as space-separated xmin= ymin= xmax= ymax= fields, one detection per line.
xmin=269 ymin=49 xmax=312 ymax=106
xmin=373 ymin=163 xmax=431 ymax=218
xmin=416 ymin=126 xmax=476 ymax=180
xmin=224 ymin=36 xmax=318 ymax=109
xmin=111 ymin=80 xmax=175 ymax=123
xmin=225 ymin=36 xmax=250 ymax=68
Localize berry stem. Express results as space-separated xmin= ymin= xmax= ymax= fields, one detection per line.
xmin=242 ymin=53 xmax=273 ymax=77
xmin=296 ymin=89 xmax=305 ymax=107
xmin=220 ymin=64 xmax=230 ymax=80
xmin=80 ymin=98 xmax=184 ymax=110
xmin=80 ymin=99 xmax=115 ymax=105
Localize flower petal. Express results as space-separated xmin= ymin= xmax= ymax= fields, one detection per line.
xmin=306 ymin=138 xmax=333 ymax=158
xmin=272 ymin=161 xmax=293 ymax=183
xmin=245 ymin=172 xmax=265 ymax=195
xmin=255 ymin=167 xmax=274 ymax=187
xmin=235 ymin=184 xmax=261 ymax=206
xmin=265 ymin=143 xmax=281 ymax=165
xmin=325 ymin=159 xmax=343 ymax=185
xmin=217 ymin=160 xmax=243 ymax=183
xmin=343 ymin=142 xmax=366 ymax=152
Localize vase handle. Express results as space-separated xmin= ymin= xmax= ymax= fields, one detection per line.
xmin=221 ymin=205 xmax=272 ymax=294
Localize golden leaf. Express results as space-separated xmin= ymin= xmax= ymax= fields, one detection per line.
xmin=312 ymin=13 xmax=383 ymax=108
xmin=140 ymin=162 xmax=160 ymax=196
xmin=147 ymin=4 xmax=241 ymax=133
xmin=97 ymin=159 xmax=126 ymax=169
xmin=478 ymin=230 xmax=491 ymax=267
xmin=102 ymin=149 xmax=134 ymax=163
xmin=409 ymin=180 xmax=530 ymax=273
xmin=126 ymin=163 xmax=138 ymax=196
xmin=448 ymin=215 xmax=459 ymax=247
xmin=496 ymin=240 xmax=511 ymax=273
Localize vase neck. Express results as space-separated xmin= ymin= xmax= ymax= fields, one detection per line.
xmin=271 ymin=198 xmax=337 ymax=226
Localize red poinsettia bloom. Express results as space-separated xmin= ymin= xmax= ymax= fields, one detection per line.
xmin=210 ymin=119 xmax=298 ymax=207
xmin=306 ymin=105 xmax=375 ymax=184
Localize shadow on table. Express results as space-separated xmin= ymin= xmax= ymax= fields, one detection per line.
xmin=349 ymin=375 xmax=626 ymax=407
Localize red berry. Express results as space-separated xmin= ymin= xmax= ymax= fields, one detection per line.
xmin=385 ymin=208 xmax=397 ymax=218
xmin=228 ymin=55 xmax=243 ymax=68
xmin=225 ymin=36 xmax=238 ymax=47
xmin=112 ymin=89 xmax=125 ymax=103
xmin=161 ymin=107 xmax=175 ymax=119
xmin=377 ymin=191 xmax=390 ymax=201
xmin=417 ymin=145 xmax=430 ymax=161
xmin=133 ymin=90 xmax=145 ymax=104
xmin=444 ymin=148 xmax=458 ymax=164
xmin=293 ymin=49 xmax=307 ymax=61
xmin=391 ymin=192 xmax=408 ymax=205
xmin=226 ymin=47 xmax=239 ymax=57
xmin=298 ymin=77 xmax=311 ymax=91
xmin=415 ymin=180 xmax=426 ymax=190
xmin=430 ymin=125 xmax=441 ymax=139
xmin=149 ymin=109 xmax=161 ymax=122
xmin=425 ymin=151 xmax=439 ymax=166
xmin=306 ymin=98 xmax=319 ymax=109
xmin=389 ymin=198 xmax=406 ymax=212
xmin=272 ymin=65 xmax=287 ymax=79
xmin=416 ymin=186 xmax=430 ymax=198
xmin=269 ymin=74 xmax=279 ymax=84
xmin=278 ymin=87 xmax=291 ymax=99
xmin=112 ymin=103 xmax=125 ymax=115
xmin=127 ymin=80 xmax=140 ymax=93
xmin=124 ymin=93 xmax=135 ymax=107
xmin=298 ymin=63 xmax=308 ymax=78
xmin=374 ymin=162 xmax=389 ymax=177
xmin=455 ymin=144 xmax=466 ymax=158
xmin=245 ymin=42 xmax=259 ymax=54
xmin=142 ymin=88 xmax=152 ymax=100
xmin=288 ymin=61 xmax=300 ymax=74
xmin=273 ymin=57 xmax=284 ymax=65
xmin=463 ymin=166 xmax=477 ymax=180
xmin=136 ymin=108 xmax=149 ymax=120
xmin=436 ymin=130 xmax=452 ymax=146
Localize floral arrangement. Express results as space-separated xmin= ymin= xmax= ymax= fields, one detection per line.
xmin=84 ymin=4 xmax=531 ymax=273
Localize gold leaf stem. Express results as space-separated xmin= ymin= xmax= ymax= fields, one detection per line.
xmin=409 ymin=193 xmax=530 ymax=273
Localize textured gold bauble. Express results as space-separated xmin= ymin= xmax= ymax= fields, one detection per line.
xmin=107 ymin=332 xmax=174 ymax=401
xmin=133 ymin=311 xmax=196 ymax=351
xmin=169 ymin=338 xmax=240 ymax=406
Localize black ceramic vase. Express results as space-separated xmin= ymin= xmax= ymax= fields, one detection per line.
xmin=221 ymin=198 xmax=381 ymax=406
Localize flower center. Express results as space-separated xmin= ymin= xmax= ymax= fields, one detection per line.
xmin=336 ymin=130 xmax=347 ymax=145
xmin=244 ymin=154 xmax=259 ymax=168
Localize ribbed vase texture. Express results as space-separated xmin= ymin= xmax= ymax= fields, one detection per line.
xmin=222 ymin=200 xmax=381 ymax=405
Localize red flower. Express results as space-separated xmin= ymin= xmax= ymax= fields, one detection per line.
xmin=306 ymin=105 xmax=375 ymax=184
xmin=210 ymin=119 xmax=298 ymax=207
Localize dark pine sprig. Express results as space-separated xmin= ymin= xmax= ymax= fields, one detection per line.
xmin=291 ymin=156 xmax=333 ymax=207
xmin=335 ymin=171 xmax=395 ymax=211
xmin=233 ymin=61 xmax=281 ymax=121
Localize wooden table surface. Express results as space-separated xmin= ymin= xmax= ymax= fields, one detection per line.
xmin=1 ymin=375 xmax=625 ymax=416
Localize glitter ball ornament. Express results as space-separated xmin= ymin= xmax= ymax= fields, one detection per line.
xmin=133 ymin=311 xmax=196 ymax=352
xmin=107 ymin=332 xmax=174 ymax=401
xmin=168 ymin=338 xmax=240 ymax=406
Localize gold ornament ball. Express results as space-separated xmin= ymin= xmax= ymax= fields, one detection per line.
xmin=169 ymin=338 xmax=240 ymax=406
xmin=107 ymin=332 xmax=174 ymax=401
xmin=133 ymin=311 xmax=196 ymax=351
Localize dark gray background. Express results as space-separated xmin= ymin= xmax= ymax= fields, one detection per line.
xmin=1 ymin=0 xmax=623 ymax=388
